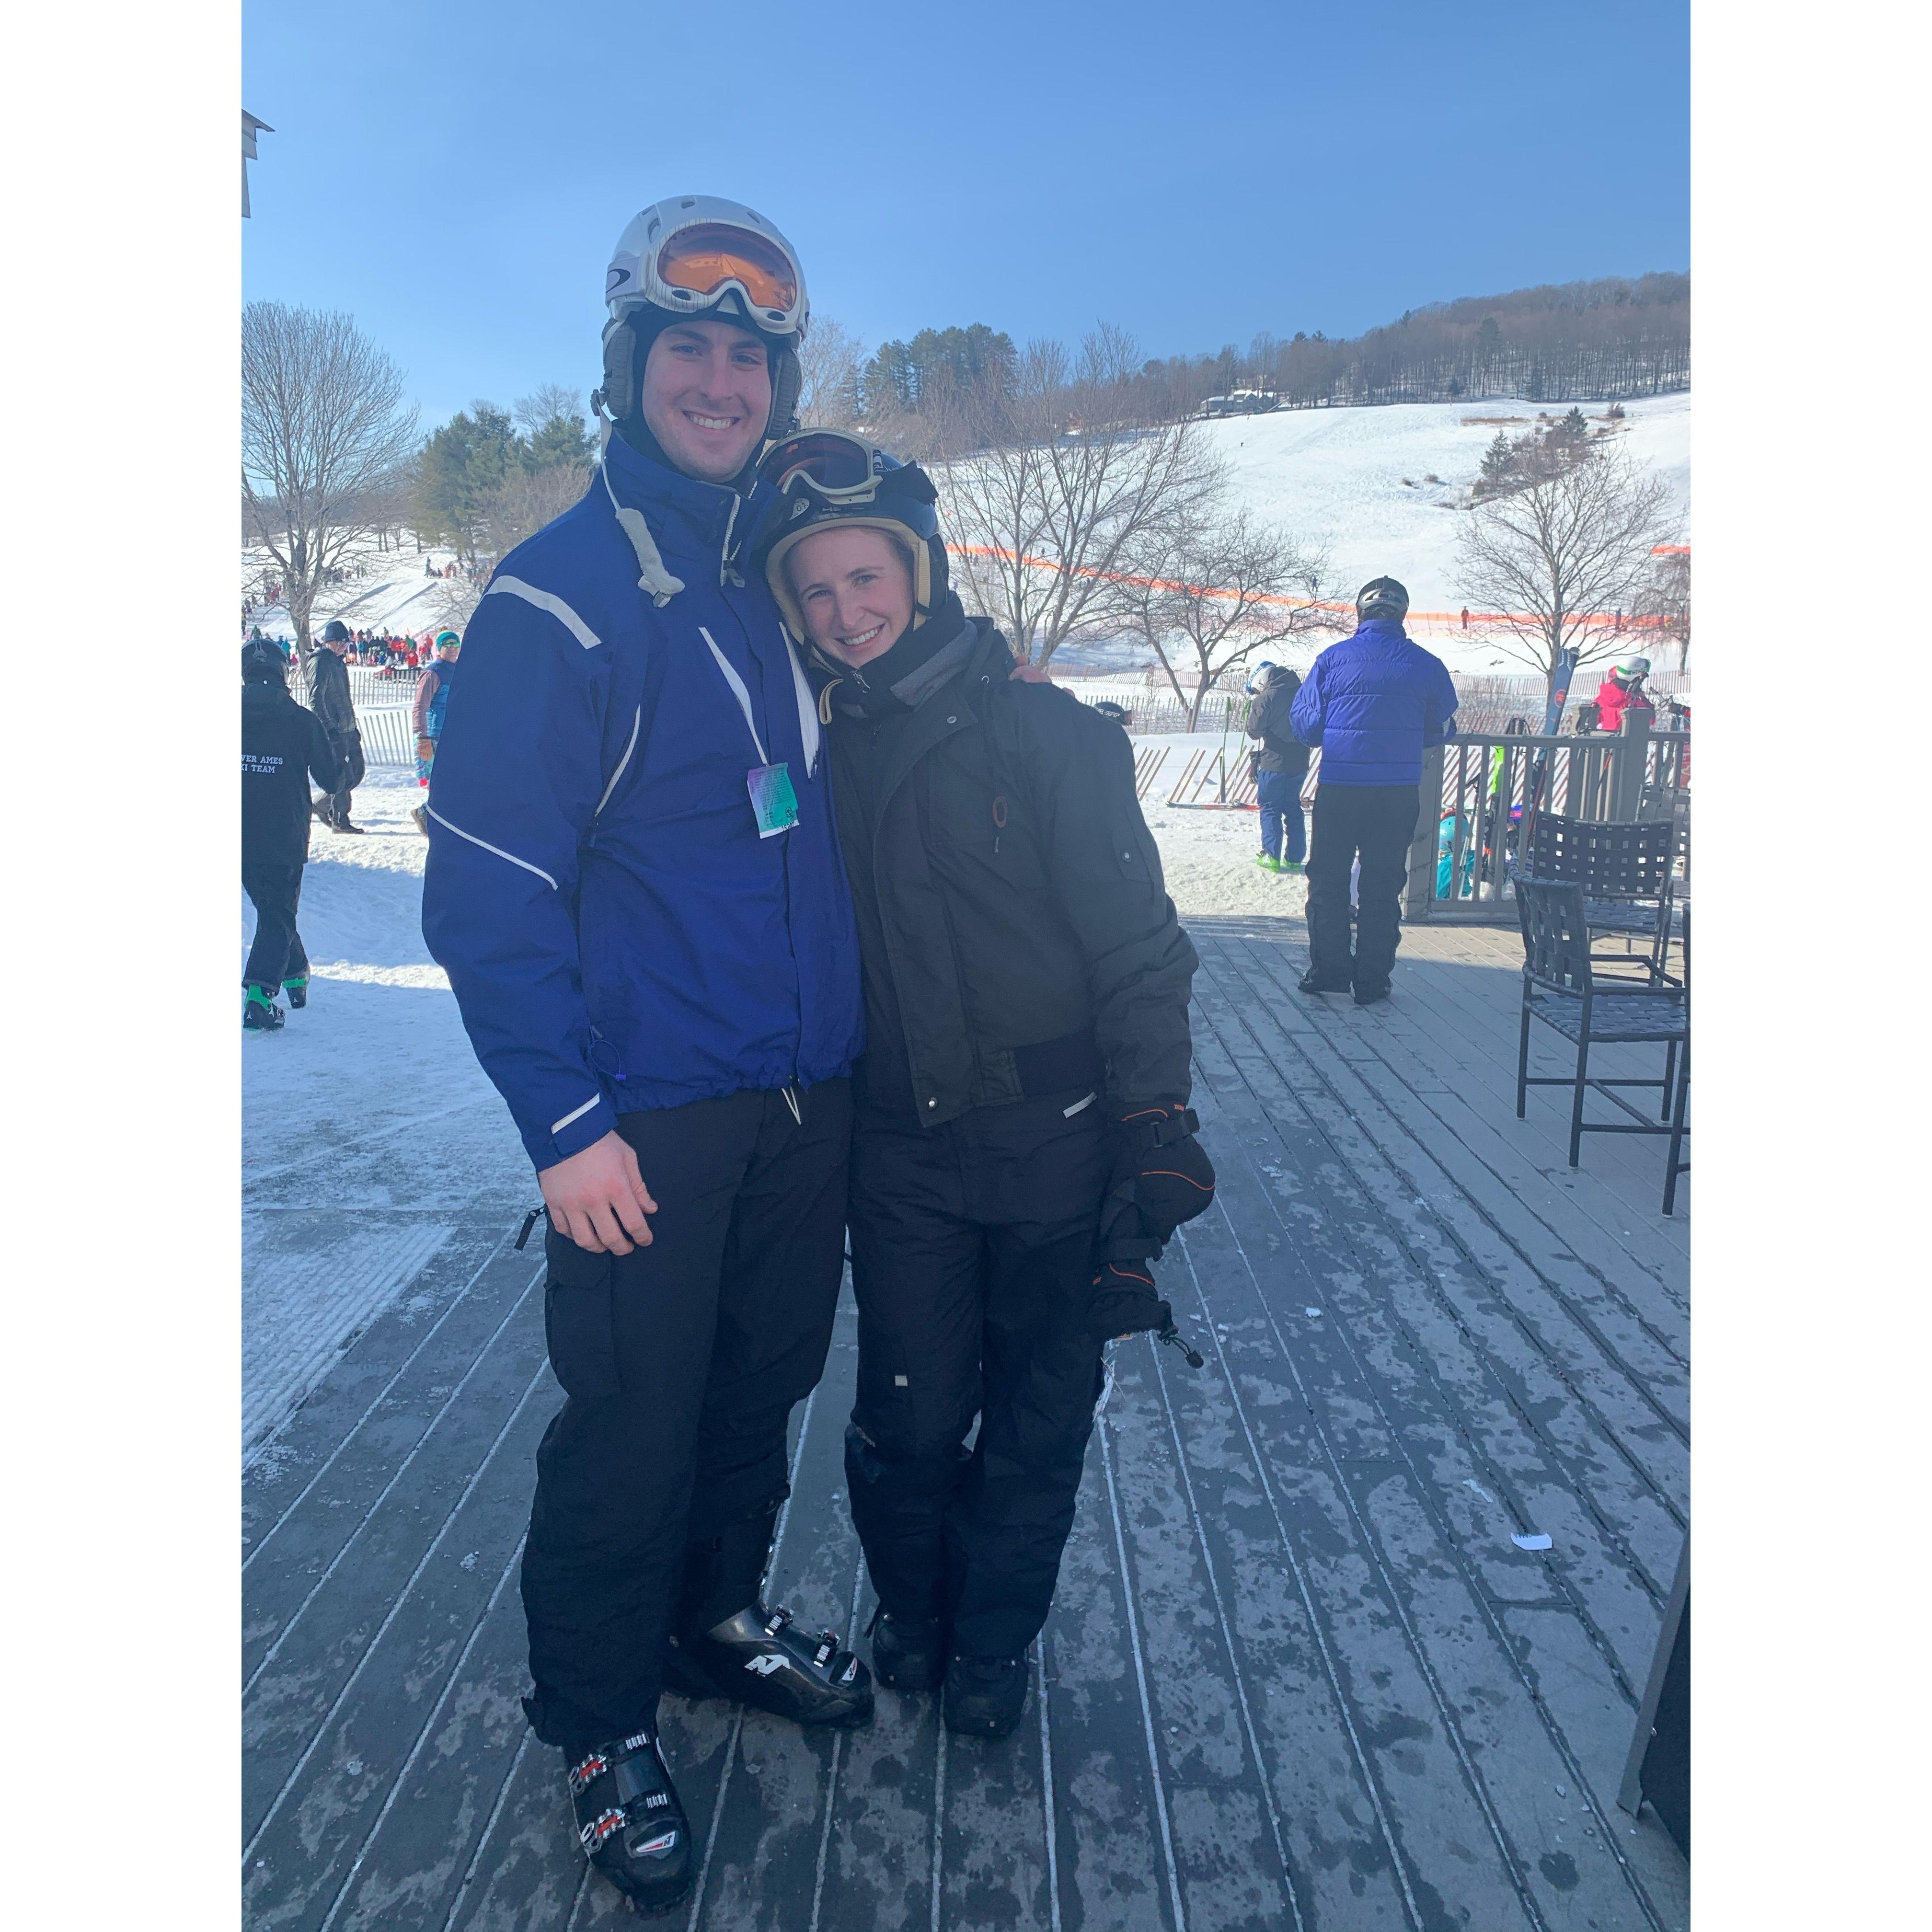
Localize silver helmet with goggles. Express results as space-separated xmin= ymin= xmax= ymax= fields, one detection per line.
xmin=595 ymin=196 xmax=810 ymax=441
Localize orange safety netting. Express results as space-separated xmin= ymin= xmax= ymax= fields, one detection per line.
xmin=944 ymin=541 xmax=1673 ymax=636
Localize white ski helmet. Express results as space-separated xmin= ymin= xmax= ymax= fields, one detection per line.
xmin=595 ymin=195 xmax=810 ymax=441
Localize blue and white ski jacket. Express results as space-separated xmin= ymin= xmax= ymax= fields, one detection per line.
xmin=1290 ymin=620 xmax=1460 ymax=786
xmin=421 ymin=431 xmax=864 ymax=1171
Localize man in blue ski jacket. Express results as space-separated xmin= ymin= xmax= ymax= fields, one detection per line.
xmin=422 ymin=197 xmax=869 ymax=1915
xmin=1290 ymin=577 xmax=1459 ymax=1005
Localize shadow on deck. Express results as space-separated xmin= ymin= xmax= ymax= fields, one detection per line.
xmin=242 ymin=914 xmax=1690 ymax=1932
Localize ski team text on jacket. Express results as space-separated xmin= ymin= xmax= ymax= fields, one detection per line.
xmin=1290 ymin=620 xmax=1460 ymax=786
xmin=420 ymin=432 xmax=865 ymax=1171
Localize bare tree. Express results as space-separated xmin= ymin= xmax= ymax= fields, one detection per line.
xmin=1454 ymin=448 xmax=1677 ymax=695
xmin=514 ymin=383 xmax=586 ymax=437
xmin=796 ymin=319 xmax=867 ymax=427
xmin=477 ymin=463 xmax=594 ymax=561
xmin=933 ymin=325 xmax=1221 ymax=667
xmin=1119 ymin=504 xmax=1336 ymax=725
xmin=242 ymin=302 xmax=419 ymax=656
xmin=1634 ymin=547 xmax=1691 ymax=670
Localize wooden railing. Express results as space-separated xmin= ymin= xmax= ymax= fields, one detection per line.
xmin=1405 ymin=713 xmax=1689 ymax=925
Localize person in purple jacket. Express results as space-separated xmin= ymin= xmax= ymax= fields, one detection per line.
xmin=1289 ymin=577 xmax=1458 ymax=1005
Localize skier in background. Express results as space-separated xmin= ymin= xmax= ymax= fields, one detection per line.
xmin=1243 ymin=660 xmax=1308 ymax=873
xmin=1290 ymin=577 xmax=1459 ymax=1005
xmin=409 ymin=628 xmax=461 ymax=835
xmin=307 ymin=620 xmax=366 ymax=833
xmin=1593 ymin=656 xmax=1656 ymax=732
xmin=242 ymin=636 xmax=341 ymax=1030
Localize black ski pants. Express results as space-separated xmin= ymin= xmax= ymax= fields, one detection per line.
xmin=520 ymin=1078 xmax=852 ymax=1757
xmin=317 ymin=728 xmax=365 ymax=828
xmin=845 ymin=1091 xmax=1112 ymax=1660
xmin=242 ymin=860 xmax=309 ymax=992
xmin=1306 ymin=782 xmax=1421 ymax=992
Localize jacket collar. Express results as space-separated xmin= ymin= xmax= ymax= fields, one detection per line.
xmin=1348 ymin=618 xmax=1411 ymax=646
xmin=600 ymin=426 xmax=770 ymax=573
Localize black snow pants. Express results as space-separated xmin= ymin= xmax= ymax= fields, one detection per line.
xmin=242 ymin=861 xmax=309 ymax=991
xmin=845 ymin=1089 xmax=1113 ymax=1660
xmin=520 ymin=1078 xmax=852 ymax=1758
xmin=318 ymin=728 xmax=365 ymax=828
xmin=1306 ymin=782 xmax=1422 ymax=993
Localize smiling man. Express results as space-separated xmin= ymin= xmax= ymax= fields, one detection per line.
xmin=421 ymin=197 xmax=867 ymax=1917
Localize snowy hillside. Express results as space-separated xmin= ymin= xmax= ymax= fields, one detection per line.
xmin=244 ymin=391 xmax=1689 ymax=685
xmin=1208 ymin=393 xmax=1687 ymax=624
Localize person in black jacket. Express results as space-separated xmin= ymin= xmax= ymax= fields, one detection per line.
xmin=306 ymin=619 xmax=366 ymax=832
xmin=1243 ymin=660 xmax=1308 ymax=872
xmin=753 ymin=434 xmax=1214 ymax=1741
xmin=242 ymin=636 xmax=342 ymax=1029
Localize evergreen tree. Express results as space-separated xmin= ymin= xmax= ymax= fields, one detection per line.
xmin=1559 ymin=404 xmax=1590 ymax=442
xmin=1479 ymin=430 xmax=1515 ymax=486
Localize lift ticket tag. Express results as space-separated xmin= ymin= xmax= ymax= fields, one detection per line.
xmin=748 ymin=761 xmax=799 ymax=838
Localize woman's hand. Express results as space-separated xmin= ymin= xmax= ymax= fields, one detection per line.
xmin=539 ymin=1131 xmax=658 ymax=1254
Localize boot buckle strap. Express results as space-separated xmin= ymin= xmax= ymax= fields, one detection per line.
xmin=578 ymin=1807 xmax=626 ymax=1855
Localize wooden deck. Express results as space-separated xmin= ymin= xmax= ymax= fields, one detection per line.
xmin=242 ymin=913 xmax=1689 ymax=1932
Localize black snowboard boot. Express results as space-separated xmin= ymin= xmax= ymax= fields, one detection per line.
xmin=1297 ymin=969 xmax=1352 ymax=995
xmin=869 ymin=1607 xmax=947 ymax=1693
xmin=243 ymin=987 xmax=285 ymax=1031
xmin=667 ymin=1604 xmax=874 ymax=1727
xmin=565 ymin=1730 xmax=691 ymax=1917
xmin=1353 ymin=982 xmax=1390 ymax=1007
xmin=284 ymin=977 xmax=309 ymax=1010
xmin=943 ymin=1650 xmax=1031 ymax=1739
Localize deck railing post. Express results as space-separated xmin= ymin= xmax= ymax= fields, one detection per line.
xmin=1405 ymin=743 xmax=1446 ymax=923
xmin=1609 ymin=708 xmax=1651 ymax=820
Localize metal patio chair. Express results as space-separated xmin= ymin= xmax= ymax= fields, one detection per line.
xmin=1516 ymin=878 xmax=1690 ymax=1207
xmin=1523 ymin=813 xmax=1679 ymax=986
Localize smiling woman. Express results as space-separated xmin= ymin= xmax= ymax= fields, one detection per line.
xmin=783 ymin=525 xmax=918 ymax=668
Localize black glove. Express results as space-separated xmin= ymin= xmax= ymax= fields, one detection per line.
xmin=1086 ymin=1104 xmax=1214 ymax=1368
xmin=1111 ymin=1103 xmax=1217 ymax=1242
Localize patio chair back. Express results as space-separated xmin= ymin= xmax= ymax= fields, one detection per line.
xmin=1526 ymin=815 xmax=1676 ymax=899
xmin=1516 ymin=877 xmax=1593 ymax=993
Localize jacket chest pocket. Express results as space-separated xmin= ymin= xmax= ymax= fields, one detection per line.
xmin=920 ymin=765 xmax=1049 ymax=890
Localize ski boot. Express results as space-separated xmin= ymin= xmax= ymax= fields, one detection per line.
xmin=565 ymin=1731 xmax=691 ymax=1917
xmin=943 ymin=1650 xmax=1031 ymax=1740
xmin=868 ymin=1606 xmax=947 ymax=1693
xmin=284 ymin=978 xmax=308 ymax=1010
xmin=667 ymin=1604 xmax=874 ymax=1727
xmin=243 ymin=986 xmax=285 ymax=1031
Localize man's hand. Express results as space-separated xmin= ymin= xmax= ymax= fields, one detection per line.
xmin=539 ymin=1131 xmax=658 ymax=1255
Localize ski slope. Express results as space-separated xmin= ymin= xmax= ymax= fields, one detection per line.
xmin=243 ymin=392 xmax=1690 ymax=683
xmin=1205 ymin=391 xmax=1688 ymax=640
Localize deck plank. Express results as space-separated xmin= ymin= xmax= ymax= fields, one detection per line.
xmin=244 ymin=911 xmax=1691 ymax=1931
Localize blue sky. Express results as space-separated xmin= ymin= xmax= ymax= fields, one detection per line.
xmin=242 ymin=0 xmax=1688 ymax=429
